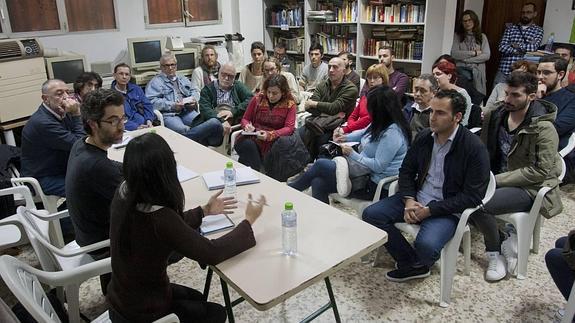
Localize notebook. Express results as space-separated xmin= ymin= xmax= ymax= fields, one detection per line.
xmin=200 ymin=214 xmax=235 ymax=235
xmin=177 ymin=165 xmax=199 ymax=183
xmin=329 ymin=140 xmax=360 ymax=147
xmin=202 ymin=167 xmax=260 ymax=190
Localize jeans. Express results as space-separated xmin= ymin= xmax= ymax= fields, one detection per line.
xmin=235 ymin=139 xmax=262 ymax=171
xmin=37 ymin=176 xmax=66 ymax=197
xmin=165 ymin=112 xmax=223 ymax=147
xmin=362 ymin=194 xmax=459 ymax=268
xmin=288 ymin=158 xmax=337 ymax=204
xmin=546 ymin=236 xmax=575 ymax=301
xmin=470 ymin=187 xmax=533 ymax=252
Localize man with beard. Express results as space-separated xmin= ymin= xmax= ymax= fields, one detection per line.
xmin=338 ymin=51 xmax=360 ymax=91
xmin=274 ymin=41 xmax=295 ymax=75
xmin=191 ymin=45 xmax=220 ymax=90
xmin=360 ymin=46 xmax=409 ymax=98
xmin=536 ymin=54 xmax=575 ymax=151
xmin=472 ymin=71 xmax=563 ymax=281
xmin=494 ymin=3 xmax=543 ymax=85
xmin=66 ymin=89 xmax=125 ymax=294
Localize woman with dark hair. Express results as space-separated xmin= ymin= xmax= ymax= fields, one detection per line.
xmin=451 ymin=9 xmax=490 ymax=95
xmin=239 ymin=41 xmax=266 ymax=93
xmin=73 ymin=71 xmax=103 ymax=102
xmin=288 ymin=85 xmax=411 ymax=203
xmin=432 ymin=61 xmax=473 ymax=126
xmin=107 ymin=133 xmax=266 ymax=323
xmin=235 ymin=74 xmax=296 ymax=171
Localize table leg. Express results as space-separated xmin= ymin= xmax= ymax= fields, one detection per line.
xmin=324 ymin=277 xmax=341 ymax=323
xmin=220 ymin=278 xmax=235 ymax=323
xmin=203 ymin=267 xmax=213 ymax=300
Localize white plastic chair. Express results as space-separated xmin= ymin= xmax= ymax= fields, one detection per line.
xmin=11 ymin=175 xmax=65 ymax=247
xmin=17 ymin=206 xmax=111 ymax=323
xmin=229 ymin=128 xmax=243 ymax=161
xmin=393 ymin=172 xmax=496 ymax=307
xmin=153 ymin=109 xmax=164 ymax=127
xmin=0 ymin=255 xmax=179 ymax=323
xmin=329 ymin=175 xmax=399 ymax=218
xmin=211 ymin=124 xmax=241 ymax=156
xmin=0 ymin=186 xmax=36 ymax=250
xmin=562 ymin=281 xmax=575 ymax=323
xmin=495 ymin=157 xmax=566 ymax=280
xmin=560 ymin=132 xmax=575 ymax=158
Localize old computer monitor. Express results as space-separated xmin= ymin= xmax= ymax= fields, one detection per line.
xmin=127 ymin=36 xmax=166 ymax=72
xmin=172 ymin=48 xmax=199 ymax=76
xmin=45 ymin=55 xmax=88 ymax=86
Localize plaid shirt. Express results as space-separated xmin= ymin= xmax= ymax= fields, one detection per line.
xmin=497 ymin=23 xmax=543 ymax=75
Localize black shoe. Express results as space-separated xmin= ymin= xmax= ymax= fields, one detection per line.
xmin=385 ymin=266 xmax=430 ymax=282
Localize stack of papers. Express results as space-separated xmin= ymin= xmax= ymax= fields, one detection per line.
xmin=177 ymin=165 xmax=199 ymax=183
xmin=202 ymin=167 xmax=260 ymax=190
xmin=200 ymin=214 xmax=234 ymax=235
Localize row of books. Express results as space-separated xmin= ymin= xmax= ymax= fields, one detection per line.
xmin=316 ymin=0 xmax=358 ymax=23
xmin=319 ymin=24 xmax=357 ymax=38
xmin=315 ymin=32 xmax=357 ymax=55
xmin=363 ymin=3 xmax=425 ymax=23
xmin=371 ymin=25 xmax=424 ymax=40
xmin=364 ymin=39 xmax=423 ymax=60
xmin=267 ymin=5 xmax=304 ymax=26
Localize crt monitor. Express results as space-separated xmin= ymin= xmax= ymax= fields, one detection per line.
xmin=45 ymin=55 xmax=88 ymax=85
xmin=127 ymin=36 xmax=166 ymax=72
xmin=172 ymin=48 xmax=199 ymax=76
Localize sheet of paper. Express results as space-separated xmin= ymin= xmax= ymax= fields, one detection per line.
xmin=329 ymin=140 xmax=360 ymax=147
xmin=241 ymin=131 xmax=258 ymax=136
xmin=177 ymin=165 xmax=199 ymax=183
xmin=112 ymin=135 xmax=132 ymax=149
xmin=202 ymin=167 xmax=260 ymax=190
xmin=200 ymin=214 xmax=234 ymax=235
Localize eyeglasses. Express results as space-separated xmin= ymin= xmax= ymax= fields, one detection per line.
xmin=537 ymin=70 xmax=557 ymax=76
xmin=220 ymin=72 xmax=235 ymax=80
xmin=162 ymin=63 xmax=177 ymax=68
xmin=99 ymin=115 xmax=127 ymax=127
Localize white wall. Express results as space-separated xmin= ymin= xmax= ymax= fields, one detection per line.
xmin=543 ymin=0 xmax=575 ymax=43
xmin=464 ymin=0 xmax=484 ymax=21
xmin=237 ymin=0 xmax=265 ymax=66
xmin=38 ymin=1 xmax=235 ymax=65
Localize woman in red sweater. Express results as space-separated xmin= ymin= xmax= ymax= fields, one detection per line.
xmin=107 ymin=133 xmax=266 ymax=323
xmin=235 ymin=74 xmax=296 ymax=171
xmin=340 ymin=64 xmax=389 ymax=134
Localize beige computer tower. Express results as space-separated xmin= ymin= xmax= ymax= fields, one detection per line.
xmin=0 ymin=57 xmax=47 ymax=123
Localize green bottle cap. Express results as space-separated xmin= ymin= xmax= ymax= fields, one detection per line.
xmin=284 ymin=202 xmax=293 ymax=210
xmin=150 ymin=129 xmax=156 ymax=133
xmin=226 ymin=161 xmax=233 ymax=168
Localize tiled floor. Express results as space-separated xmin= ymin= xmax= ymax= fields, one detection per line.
xmin=2 ymin=189 xmax=575 ymax=322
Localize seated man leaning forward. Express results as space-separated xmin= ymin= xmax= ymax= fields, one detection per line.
xmin=299 ymin=57 xmax=358 ymax=161
xmin=146 ymin=53 xmax=223 ymax=146
xmin=362 ymin=89 xmax=490 ymax=282
xmin=21 ymin=79 xmax=85 ymax=197
xmin=199 ymin=62 xmax=254 ymax=135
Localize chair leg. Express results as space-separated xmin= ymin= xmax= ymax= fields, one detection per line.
xmin=515 ymin=221 xmax=532 ymax=280
xmin=439 ymin=241 xmax=459 ymax=307
xmin=532 ymin=216 xmax=543 ymax=254
xmin=65 ymin=284 xmax=81 ymax=323
xmin=462 ymin=230 xmax=471 ymax=276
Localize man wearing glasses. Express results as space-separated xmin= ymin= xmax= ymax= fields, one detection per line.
xmin=199 ymin=62 xmax=254 ymax=135
xmin=66 ymin=88 xmax=125 ymax=294
xmin=146 ymin=53 xmax=223 ymax=146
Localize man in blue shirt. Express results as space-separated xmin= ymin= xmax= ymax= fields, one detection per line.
xmin=112 ymin=63 xmax=156 ymax=131
xmin=494 ymin=3 xmax=543 ymax=85
xmin=146 ymin=53 xmax=223 ymax=146
xmin=362 ymin=89 xmax=490 ymax=282
xmin=21 ymin=79 xmax=85 ymax=197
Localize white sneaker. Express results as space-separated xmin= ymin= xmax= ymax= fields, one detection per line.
xmin=333 ymin=157 xmax=352 ymax=197
xmin=501 ymin=232 xmax=518 ymax=276
xmin=485 ymin=251 xmax=507 ymax=281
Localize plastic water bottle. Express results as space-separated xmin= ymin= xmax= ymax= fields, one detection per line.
xmin=545 ymin=32 xmax=555 ymax=52
xmin=282 ymin=202 xmax=297 ymax=256
xmin=223 ymin=161 xmax=236 ymax=198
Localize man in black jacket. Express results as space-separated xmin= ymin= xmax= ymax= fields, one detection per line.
xmin=362 ymin=89 xmax=490 ymax=282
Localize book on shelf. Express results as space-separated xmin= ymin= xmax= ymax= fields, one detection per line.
xmin=316 ymin=0 xmax=358 ymax=23
xmin=363 ymin=3 xmax=425 ymax=23
xmin=364 ymin=39 xmax=423 ymax=60
xmin=267 ymin=4 xmax=303 ymax=27
xmin=273 ymin=34 xmax=305 ymax=54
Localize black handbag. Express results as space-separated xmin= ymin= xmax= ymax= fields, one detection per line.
xmin=318 ymin=142 xmax=342 ymax=159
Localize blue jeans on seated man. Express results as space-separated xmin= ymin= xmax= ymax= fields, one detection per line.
xmin=288 ymin=158 xmax=337 ymax=204
xmin=362 ymin=194 xmax=459 ymax=269
xmin=546 ymin=236 xmax=575 ymax=301
xmin=164 ymin=112 xmax=224 ymax=147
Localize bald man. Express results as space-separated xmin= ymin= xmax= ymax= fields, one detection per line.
xmin=300 ymin=57 xmax=358 ymax=160
xmin=199 ymin=62 xmax=253 ymax=135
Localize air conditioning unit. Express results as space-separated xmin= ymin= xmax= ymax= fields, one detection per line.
xmin=0 ymin=38 xmax=43 ymax=63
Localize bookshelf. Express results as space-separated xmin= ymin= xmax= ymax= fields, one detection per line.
xmin=262 ymin=0 xmax=455 ymax=78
